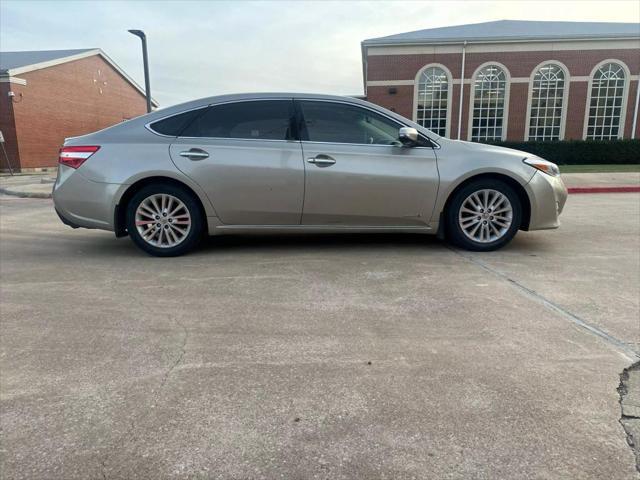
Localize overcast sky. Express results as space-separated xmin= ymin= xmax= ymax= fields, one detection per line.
xmin=1 ymin=0 xmax=639 ymax=107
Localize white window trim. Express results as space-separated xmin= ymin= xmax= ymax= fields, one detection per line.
xmin=412 ymin=63 xmax=453 ymax=138
xmin=582 ymin=59 xmax=631 ymax=140
xmin=467 ymin=61 xmax=511 ymax=142
xmin=524 ymin=60 xmax=571 ymax=141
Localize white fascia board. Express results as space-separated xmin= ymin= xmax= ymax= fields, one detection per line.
xmin=0 ymin=76 xmax=27 ymax=85
xmin=5 ymin=49 xmax=158 ymax=106
xmin=366 ymin=38 xmax=640 ymax=55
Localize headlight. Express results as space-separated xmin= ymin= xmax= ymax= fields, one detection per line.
xmin=523 ymin=158 xmax=560 ymax=177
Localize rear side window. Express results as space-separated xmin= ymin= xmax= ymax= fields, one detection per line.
xmin=180 ymin=100 xmax=295 ymax=140
xmin=149 ymin=108 xmax=205 ymax=136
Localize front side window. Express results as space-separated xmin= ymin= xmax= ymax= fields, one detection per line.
xmin=586 ymin=62 xmax=627 ymax=140
xmin=471 ymin=65 xmax=508 ymax=142
xmin=180 ymin=100 xmax=295 ymax=140
xmin=299 ymin=101 xmax=401 ymax=145
xmin=528 ymin=64 xmax=566 ymax=141
xmin=415 ymin=66 xmax=449 ymax=137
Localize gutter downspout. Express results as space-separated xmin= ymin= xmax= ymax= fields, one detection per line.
xmin=457 ymin=41 xmax=467 ymax=140
xmin=632 ymin=74 xmax=640 ymax=139
xmin=361 ymin=43 xmax=368 ymax=98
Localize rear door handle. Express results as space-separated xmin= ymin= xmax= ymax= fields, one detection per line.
xmin=179 ymin=148 xmax=209 ymax=160
xmin=307 ymin=155 xmax=336 ymax=167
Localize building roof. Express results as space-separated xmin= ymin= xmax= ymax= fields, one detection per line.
xmin=0 ymin=48 xmax=158 ymax=106
xmin=0 ymin=49 xmax=97 ymax=73
xmin=362 ymin=20 xmax=640 ymax=45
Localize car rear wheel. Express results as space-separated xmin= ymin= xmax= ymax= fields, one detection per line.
xmin=445 ymin=178 xmax=522 ymax=251
xmin=126 ymin=183 xmax=203 ymax=257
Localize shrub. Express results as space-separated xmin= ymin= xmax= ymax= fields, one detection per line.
xmin=485 ymin=139 xmax=640 ymax=165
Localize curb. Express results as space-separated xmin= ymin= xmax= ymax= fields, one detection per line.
xmin=0 ymin=187 xmax=52 ymax=199
xmin=568 ymin=186 xmax=640 ymax=194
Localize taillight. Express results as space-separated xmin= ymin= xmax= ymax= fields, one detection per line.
xmin=58 ymin=146 xmax=100 ymax=169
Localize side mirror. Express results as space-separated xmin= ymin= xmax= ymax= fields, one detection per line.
xmin=398 ymin=127 xmax=419 ymax=146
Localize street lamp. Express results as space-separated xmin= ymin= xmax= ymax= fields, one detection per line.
xmin=128 ymin=29 xmax=152 ymax=113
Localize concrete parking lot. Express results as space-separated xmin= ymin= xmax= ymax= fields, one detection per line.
xmin=1 ymin=192 xmax=639 ymax=479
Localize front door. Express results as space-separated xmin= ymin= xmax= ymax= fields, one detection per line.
xmin=169 ymin=99 xmax=304 ymax=225
xmin=297 ymin=100 xmax=439 ymax=226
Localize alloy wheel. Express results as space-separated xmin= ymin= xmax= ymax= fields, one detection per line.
xmin=134 ymin=193 xmax=192 ymax=248
xmin=458 ymin=189 xmax=513 ymax=243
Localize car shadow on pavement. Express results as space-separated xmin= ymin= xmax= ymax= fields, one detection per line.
xmin=198 ymin=232 xmax=443 ymax=254
xmin=71 ymin=229 xmax=555 ymax=258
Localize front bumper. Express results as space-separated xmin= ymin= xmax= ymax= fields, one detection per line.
xmin=525 ymin=171 xmax=568 ymax=230
xmin=52 ymin=165 xmax=120 ymax=231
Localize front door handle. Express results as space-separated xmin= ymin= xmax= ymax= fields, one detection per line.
xmin=179 ymin=148 xmax=209 ymax=160
xmin=307 ymin=155 xmax=336 ymax=167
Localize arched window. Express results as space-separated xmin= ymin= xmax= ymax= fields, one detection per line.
xmin=471 ymin=64 xmax=508 ymax=142
xmin=586 ymin=62 xmax=627 ymax=140
xmin=528 ymin=63 xmax=567 ymax=141
xmin=415 ymin=66 xmax=450 ymax=137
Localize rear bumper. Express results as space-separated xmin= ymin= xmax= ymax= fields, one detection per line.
xmin=52 ymin=165 xmax=120 ymax=231
xmin=525 ymin=172 xmax=568 ymax=230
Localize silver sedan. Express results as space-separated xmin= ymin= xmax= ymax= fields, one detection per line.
xmin=53 ymin=93 xmax=567 ymax=256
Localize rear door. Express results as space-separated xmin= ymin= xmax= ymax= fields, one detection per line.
xmin=297 ymin=100 xmax=439 ymax=226
xmin=167 ymin=99 xmax=304 ymax=225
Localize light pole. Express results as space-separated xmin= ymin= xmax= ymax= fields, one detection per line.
xmin=128 ymin=29 xmax=152 ymax=113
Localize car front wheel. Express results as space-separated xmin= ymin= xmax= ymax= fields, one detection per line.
xmin=125 ymin=183 xmax=203 ymax=257
xmin=445 ymin=178 xmax=522 ymax=251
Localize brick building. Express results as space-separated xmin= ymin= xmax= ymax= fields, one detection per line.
xmin=361 ymin=20 xmax=640 ymax=142
xmin=0 ymin=49 xmax=157 ymax=171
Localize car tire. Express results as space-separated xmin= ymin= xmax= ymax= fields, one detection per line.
xmin=125 ymin=183 xmax=204 ymax=257
xmin=445 ymin=178 xmax=522 ymax=252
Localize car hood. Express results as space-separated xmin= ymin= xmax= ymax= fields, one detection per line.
xmin=445 ymin=139 xmax=541 ymax=162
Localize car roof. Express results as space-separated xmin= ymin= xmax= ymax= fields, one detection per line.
xmin=89 ymin=92 xmax=441 ymax=143
xmin=151 ymin=92 xmax=370 ymax=115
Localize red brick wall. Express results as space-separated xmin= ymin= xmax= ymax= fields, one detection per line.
xmin=366 ymin=47 xmax=640 ymax=141
xmin=566 ymin=82 xmax=588 ymax=140
xmin=0 ymin=82 xmax=20 ymax=171
xmin=10 ymin=54 xmax=148 ymax=169
xmin=507 ymin=83 xmax=528 ymax=141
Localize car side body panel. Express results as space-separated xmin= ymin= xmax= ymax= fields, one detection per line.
xmin=53 ymin=92 xmax=567 ymax=241
xmin=168 ymin=138 xmax=304 ymax=225
xmin=301 ymin=142 xmax=439 ymax=226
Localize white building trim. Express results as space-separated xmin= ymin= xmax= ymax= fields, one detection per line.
xmin=366 ymin=80 xmax=414 ymax=87
xmin=0 ymin=76 xmax=27 ymax=85
xmin=3 ymin=49 xmax=158 ymax=106
xmin=366 ymin=39 xmax=640 ymax=56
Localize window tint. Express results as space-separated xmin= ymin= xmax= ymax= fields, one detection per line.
xmin=180 ymin=100 xmax=294 ymax=140
xmin=149 ymin=108 xmax=206 ymax=136
xmin=300 ymin=101 xmax=401 ymax=145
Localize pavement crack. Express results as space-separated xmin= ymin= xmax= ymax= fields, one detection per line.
xmin=448 ymin=248 xmax=639 ymax=361
xmin=618 ymin=361 xmax=640 ymax=472
xmin=156 ymin=318 xmax=189 ymax=395
xmin=99 ymin=317 xmax=189 ymax=477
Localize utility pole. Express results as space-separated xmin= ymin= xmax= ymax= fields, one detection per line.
xmin=128 ymin=29 xmax=152 ymax=113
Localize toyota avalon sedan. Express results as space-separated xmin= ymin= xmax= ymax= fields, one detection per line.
xmin=53 ymin=93 xmax=567 ymax=257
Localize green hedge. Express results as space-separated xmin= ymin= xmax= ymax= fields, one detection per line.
xmin=486 ymin=139 xmax=640 ymax=165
